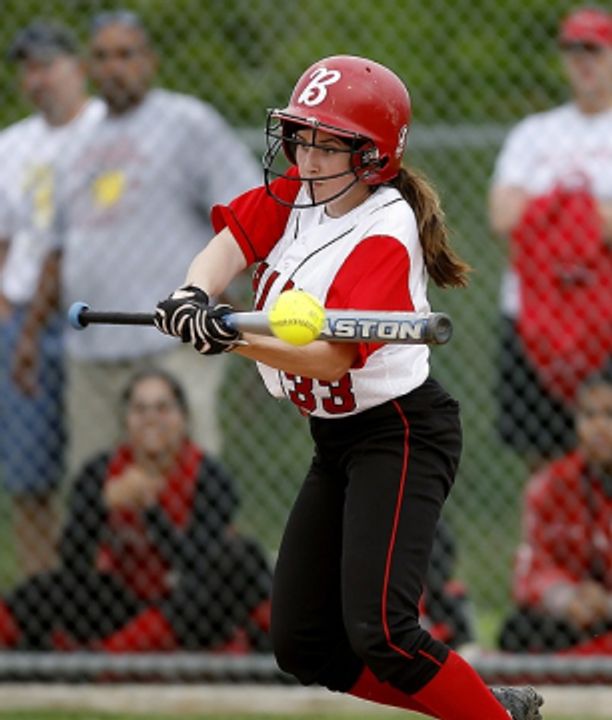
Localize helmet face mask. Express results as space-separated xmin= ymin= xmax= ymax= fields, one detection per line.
xmin=262 ymin=55 xmax=411 ymax=209
xmin=263 ymin=112 xmax=372 ymax=208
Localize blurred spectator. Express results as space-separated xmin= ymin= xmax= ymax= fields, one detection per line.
xmin=488 ymin=6 xmax=612 ymax=469
xmin=0 ymin=368 xmax=272 ymax=653
xmin=0 ymin=22 xmax=104 ymax=575
xmin=498 ymin=360 xmax=612 ymax=655
xmin=23 ymin=9 xmax=261 ymax=474
xmin=421 ymin=517 xmax=476 ymax=652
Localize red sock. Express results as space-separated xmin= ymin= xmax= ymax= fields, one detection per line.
xmin=412 ymin=650 xmax=509 ymax=719
xmin=0 ymin=601 xmax=20 ymax=648
xmin=101 ymin=607 xmax=178 ymax=653
xmin=350 ymin=665 xmax=435 ymax=717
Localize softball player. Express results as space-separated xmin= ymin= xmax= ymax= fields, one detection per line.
xmin=155 ymin=56 xmax=543 ymax=719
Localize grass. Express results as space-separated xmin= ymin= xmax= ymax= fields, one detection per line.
xmin=0 ymin=712 xmax=605 ymax=720
xmin=1 ymin=714 xmax=413 ymax=720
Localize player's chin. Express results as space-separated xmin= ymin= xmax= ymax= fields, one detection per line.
xmin=305 ymin=182 xmax=335 ymax=206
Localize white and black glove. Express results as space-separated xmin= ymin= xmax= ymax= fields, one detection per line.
xmin=191 ymin=303 xmax=242 ymax=355
xmin=154 ymin=285 xmax=209 ymax=341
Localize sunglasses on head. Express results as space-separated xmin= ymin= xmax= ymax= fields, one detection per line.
xmin=560 ymin=41 xmax=605 ymax=54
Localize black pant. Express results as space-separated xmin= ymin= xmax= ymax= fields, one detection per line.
xmin=423 ymin=518 xmax=475 ymax=649
xmin=7 ymin=536 xmax=272 ymax=651
xmin=163 ymin=535 xmax=273 ymax=650
xmin=271 ymin=378 xmax=462 ymax=695
xmin=7 ymin=570 xmax=143 ymax=649
xmin=499 ymin=607 xmax=612 ymax=653
xmin=496 ymin=316 xmax=575 ymax=460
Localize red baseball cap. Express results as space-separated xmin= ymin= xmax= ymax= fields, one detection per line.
xmin=559 ymin=7 xmax=612 ymax=47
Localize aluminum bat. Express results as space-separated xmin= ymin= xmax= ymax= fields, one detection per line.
xmin=68 ymin=302 xmax=453 ymax=345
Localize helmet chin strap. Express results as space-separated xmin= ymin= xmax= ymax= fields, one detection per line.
xmin=263 ymin=165 xmax=364 ymax=209
xmin=302 ymin=171 xmax=361 ymax=208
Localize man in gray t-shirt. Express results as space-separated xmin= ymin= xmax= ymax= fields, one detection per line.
xmin=33 ymin=11 xmax=261 ymax=470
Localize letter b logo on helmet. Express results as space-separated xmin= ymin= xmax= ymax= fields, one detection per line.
xmin=296 ymin=67 xmax=342 ymax=107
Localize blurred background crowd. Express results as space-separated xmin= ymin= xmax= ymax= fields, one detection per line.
xmin=0 ymin=0 xmax=610 ymax=673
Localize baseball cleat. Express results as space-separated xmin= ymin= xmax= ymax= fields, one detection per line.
xmin=491 ymin=686 xmax=544 ymax=720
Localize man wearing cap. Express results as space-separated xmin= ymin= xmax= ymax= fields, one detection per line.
xmin=0 ymin=22 xmax=105 ymax=575
xmin=488 ymin=6 xmax=612 ymax=470
xmin=22 ymin=10 xmax=260 ymax=474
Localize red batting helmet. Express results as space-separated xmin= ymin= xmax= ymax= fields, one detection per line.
xmin=263 ymin=55 xmax=412 ymax=206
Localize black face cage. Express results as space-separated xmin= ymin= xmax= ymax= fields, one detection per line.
xmin=262 ymin=111 xmax=373 ymax=208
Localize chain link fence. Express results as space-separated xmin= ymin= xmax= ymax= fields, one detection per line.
xmin=0 ymin=0 xmax=610 ymax=681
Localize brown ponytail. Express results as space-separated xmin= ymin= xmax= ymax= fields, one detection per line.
xmin=391 ymin=167 xmax=471 ymax=288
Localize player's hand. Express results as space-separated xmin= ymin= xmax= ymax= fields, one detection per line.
xmin=191 ymin=303 xmax=242 ymax=355
xmin=154 ymin=285 xmax=209 ymax=341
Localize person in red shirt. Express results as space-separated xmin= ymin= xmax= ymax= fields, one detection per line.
xmin=499 ymin=360 xmax=612 ymax=654
xmin=0 ymin=368 xmax=272 ymax=653
xmin=489 ymin=6 xmax=612 ymax=469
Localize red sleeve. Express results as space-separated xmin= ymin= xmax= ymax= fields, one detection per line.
xmin=325 ymin=235 xmax=412 ymax=367
xmin=210 ymin=167 xmax=300 ymax=265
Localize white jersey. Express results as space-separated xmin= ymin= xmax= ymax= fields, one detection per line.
xmin=0 ymin=99 xmax=105 ymax=304
xmin=255 ymin=186 xmax=430 ymax=418
xmin=57 ymin=88 xmax=261 ymax=360
xmin=491 ymin=103 xmax=612 ymax=316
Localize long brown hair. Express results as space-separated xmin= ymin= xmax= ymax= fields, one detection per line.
xmin=390 ymin=167 xmax=471 ymax=288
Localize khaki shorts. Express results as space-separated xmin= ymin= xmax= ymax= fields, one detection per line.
xmin=67 ymin=344 xmax=227 ymax=476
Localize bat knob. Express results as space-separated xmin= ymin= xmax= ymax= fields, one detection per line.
xmin=432 ymin=314 xmax=453 ymax=344
xmin=68 ymin=301 xmax=90 ymax=330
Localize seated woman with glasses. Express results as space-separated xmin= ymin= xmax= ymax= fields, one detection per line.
xmin=0 ymin=368 xmax=273 ymax=653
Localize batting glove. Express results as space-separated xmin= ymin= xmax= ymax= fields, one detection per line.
xmin=154 ymin=285 xmax=209 ymax=341
xmin=191 ymin=303 xmax=242 ymax=355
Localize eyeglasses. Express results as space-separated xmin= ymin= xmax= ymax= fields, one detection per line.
xmin=560 ymin=41 xmax=605 ymax=54
xmin=128 ymin=400 xmax=181 ymax=416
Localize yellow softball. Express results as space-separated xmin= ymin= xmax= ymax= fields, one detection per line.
xmin=268 ymin=290 xmax=326 ymax=346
